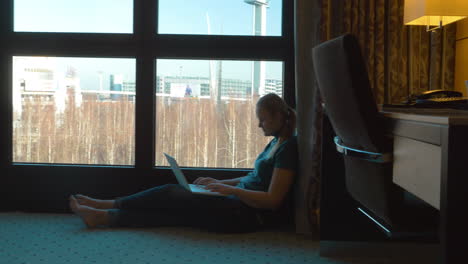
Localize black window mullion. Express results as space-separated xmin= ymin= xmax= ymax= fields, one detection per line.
xmin=155 ymin=48 xmax=286 ymax=61
xmin=1 ymin=0 xmax=13 ymax=169
xmin=134 ymin=0 xmax=157 ymax=170
xmin=1 ymin=0 xmax=13 ymax=210
xmin=1 ymin=57 xmax=13 ymax=169
xmin=1 ymin=0 xmax=13 ymax=34
xmin=282 ymin=0 xmax=295 ymax=108
xmin=9 ymin=33 xmax=135 ymax=57
xmin=282 ymin=0 xmax=294 ymax=40
xmin=156 ymin=35 xmax=286 ymax=59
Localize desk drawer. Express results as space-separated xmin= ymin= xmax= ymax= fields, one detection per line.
xmin=393 ymin=136 xmax=440 ymax=209
xmin=390 ymin=119 xmax=441 ymax=145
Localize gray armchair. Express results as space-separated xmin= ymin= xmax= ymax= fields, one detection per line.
xmin=312 ymin=34 xmax=438 ymax=239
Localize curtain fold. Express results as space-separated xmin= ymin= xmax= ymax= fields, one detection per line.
xmin=293 ymin=0 xmax=456 ymax=235
xmin=293 ymin=0 xmax=322 ymax=235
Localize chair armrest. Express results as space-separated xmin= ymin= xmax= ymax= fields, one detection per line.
xmin=334 ymin=136 xmax=393 ymax=163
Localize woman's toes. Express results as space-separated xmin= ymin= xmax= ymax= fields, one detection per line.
xmin=74 ymin=194 xmax=87 ymax=202
xmin=74 ymin=194 xmax=94 ymax=207
xmin=70 ymin=200 xmax=103 ymax=228
xmin=69 ymin=196 xmax=80 ymax=214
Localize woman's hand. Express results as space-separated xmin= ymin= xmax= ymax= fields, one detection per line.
xmin=205 ymin=183 xmax=240 ymax=196
xmin=193 ymin=177 xmax=219 ymax=186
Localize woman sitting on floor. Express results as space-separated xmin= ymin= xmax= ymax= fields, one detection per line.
xmin=69 ymin=93 xmax=298 ymax=233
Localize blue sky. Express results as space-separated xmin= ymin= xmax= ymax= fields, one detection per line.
xmin=158 ymin=0 xmax=282 ymax=35
xmin=14 ymin=0 xmax=283 ymax=88
xmin=14 ymin=0 xmax=282 ymax=35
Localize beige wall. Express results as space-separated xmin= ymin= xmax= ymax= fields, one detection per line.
xmin=455 ymin=19 xmax=468 ymax=95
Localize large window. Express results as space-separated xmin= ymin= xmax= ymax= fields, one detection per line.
xmin=2 ymin=0 xmax=293 ymax=170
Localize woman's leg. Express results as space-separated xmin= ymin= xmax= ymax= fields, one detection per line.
xmin=73 ymin=184 xmax=203 ymax=210
xmin=108 ymin=184 xmax=264 ymax=232
xmin=114 ymin=184 xmax=244 ymax=211
xmin=73 ymin=194 xmax=116 ymax=209
xmin=107 ymin=206 xmax=263 ymax=233
xmin=71 ymin=183 xmax=263 ymax=232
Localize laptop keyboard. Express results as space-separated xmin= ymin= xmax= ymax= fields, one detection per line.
xmin=194 ymin=185 xmax=216 ymax=193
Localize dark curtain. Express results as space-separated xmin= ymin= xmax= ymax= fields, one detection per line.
xmin=323 ymin=0 xmax=457 ymax=104
xmin=293 ymin=0 xmax=456 ymax=235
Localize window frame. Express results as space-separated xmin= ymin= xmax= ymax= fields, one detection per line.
xmin=0 ymin=0 xmax=295 ymax=211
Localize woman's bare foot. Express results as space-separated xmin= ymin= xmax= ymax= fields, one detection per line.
xmin=73 ymin=194 xmax=115 ymax=209
xmin=69 ymin=195 xmax=110 ymax=228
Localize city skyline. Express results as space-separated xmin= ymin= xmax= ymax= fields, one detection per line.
xmin=13 ymin=57 xmax=284 ymax=95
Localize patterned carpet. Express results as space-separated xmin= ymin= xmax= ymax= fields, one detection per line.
xmin=0 ymin=212 xmax=391 ymax=264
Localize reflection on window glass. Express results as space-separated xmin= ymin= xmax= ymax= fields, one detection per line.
xmin=13 ymin=56 xmax=136 ymax=165
xmin=155 ymin=59 xmax=283 ymax=168
xmin=14 ymin=0 xmax=133 ymax=33
xmin=158 ymin=0 xmax=282 ymax=36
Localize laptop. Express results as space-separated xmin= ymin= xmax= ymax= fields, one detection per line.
xmin=163 ymin=153 xmax=228 ymax=196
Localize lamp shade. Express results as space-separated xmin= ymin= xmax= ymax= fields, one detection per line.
xmin=404 ymin=0 xmax=468 ymax=26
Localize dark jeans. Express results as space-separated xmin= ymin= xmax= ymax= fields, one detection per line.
xmin=107 ymin=184 xmax=264 ymax=233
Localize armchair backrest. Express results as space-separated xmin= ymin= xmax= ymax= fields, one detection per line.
xmin=312 ymin=34 xmax=386 ymax=153
xmin=312 ymin=34 xmax=396 ymax=225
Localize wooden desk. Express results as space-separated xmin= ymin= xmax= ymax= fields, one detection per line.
xmin=382 ymin=109 xmax=468 ymax=264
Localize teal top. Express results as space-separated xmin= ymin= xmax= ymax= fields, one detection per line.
xmin=236 ymin=135 xmax=298 ymax=192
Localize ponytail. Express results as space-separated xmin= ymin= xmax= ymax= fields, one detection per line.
xmin=285 ymin=106 xmax=297 ymax=137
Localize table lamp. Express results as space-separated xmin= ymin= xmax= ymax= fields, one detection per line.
xmin=404 ymin=0 xmax=468 ymax=31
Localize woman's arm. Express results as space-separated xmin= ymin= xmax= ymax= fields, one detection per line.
xmin=232 ymin=168 xmax=295 ymax=210
xmin=219 ymin=176 xmax=244 ymax=186
xmin=194 ymin=176 xmax=246 ymax=186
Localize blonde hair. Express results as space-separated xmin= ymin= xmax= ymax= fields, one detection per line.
xmin=257 ymin=93 xmax=297 ymax=158
xmin=256 ymin=93 xmax=297 ymax=138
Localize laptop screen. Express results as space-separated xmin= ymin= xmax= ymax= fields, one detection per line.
xmin=163 ymin=153 xmax=191 ymax=191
